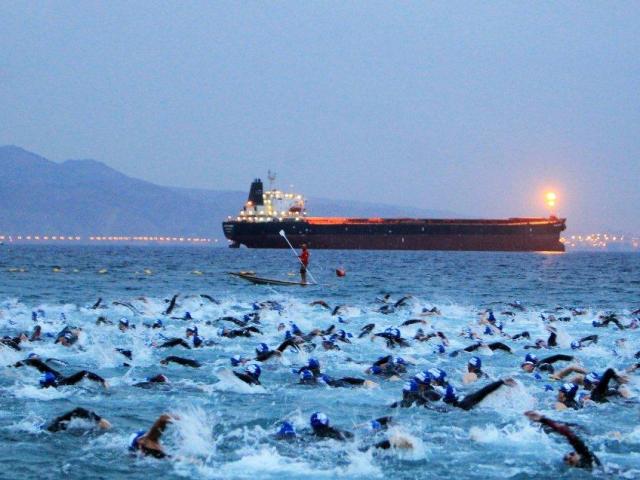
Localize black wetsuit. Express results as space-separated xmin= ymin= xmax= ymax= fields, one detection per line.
xmin=537 ymin=354 xmax=574 ymax=373
xmin=312 ymin=425 xmax=353 ymax=441
xmin=160 ymin=356 xmax=201 ymax=368
xmin=448 ymin=380 xmax=507 ymax=410
xmin=158 ymin=338 xmax=191 ymax=349
xmin=590 ymin=368 xmax=622 ymax=403
xmin=233 ymin=371 xmax=261 ymax=386
xmin=13 ymin=358 xmax=62 ymax=378
xmin=46 ymin=408 xmax=103 ymax=432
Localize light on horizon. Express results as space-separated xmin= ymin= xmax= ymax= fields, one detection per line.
xmin=545 ymin=191 xmax=557 ymax=210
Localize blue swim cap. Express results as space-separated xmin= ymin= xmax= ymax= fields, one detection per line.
xmin=483 ymin=326 xmax=494 ymax=335
xmin=277 ymin=421 xmax=296 ymax=438
xmin=570 ymin=340 xmax=581 ymax=350
xmin=525 ymin=353 xmax=538 ymax=364
xmin=230 ymin=354 xmax=242 ymax=367
xmin=584 ymin=372 xmax=600 ymax=388
xmin=444 ymin=384 xmax=458 ymax=402
xmin=496 ymin=321 xmax=504 ymax=331
xmin=428 ymin=368 xmax=447 ymax=382
xmin=310 ymin=412 xmax=329 ymax=428
xmin=27 ymin=352 xmax=39 ymax=359
xmin=560 ymin=382 xmax=578 ymax=399
xmin=285 ymin=330 xmax=293 ymax=340
xmin=592 ymin=320 xmax=601 ymax=327
xmin=32 ymin=311 xmax=37 ymax=321
xmin=153 ymin=319 xmax=163 ymax=328
xmin=370 ymin=420 xmax=382 ymax=431
xmin=308 ymin=358 xmax=320 ymax=370
xmin=488 ymin=311 xmax=496 ymax=322
xmin=119 ymin=317 xmax=129 ymax=326
xmin=246 ymin=364 xmax=261 ymax=379
xmin=39 ymin=372 xmax=56 ymax=387
xmin=371 ymin=365 xmax=383 ymax=375
xmin=403 ymin=379 xmax=419 ymax=393
xmin=534 ymin=373 xmax=543 ymax=381
xmin=337 ymin=329 xmax=347 ymax=339
xmin=291 ymin=324 xmax=302 ymax=335
xmin=184 ymin=312 xmax=192 ymax=320
xmin=299 ymin=369 xmax=314 ymax=381
xmin=414 ymin=372 xmax=431 ymax=385
xmin=217 ymin=327 xmax=226 ymax=336
xmin=468 ymin=356 xmax=482 ymax=368
xmin=434 ymin=344 xmax=446 ymax=354
xmin=193 ymin=335 xmax=203 ymax=347
xmin=393 ymin=356 xmax=406 ymax=366
xmin=257 ymin=343 xmax=269 ymax=353
xmin=544 ymin=384 xmax=554 ymax=392
xmin=128 ymin=430 xmax=146 ymax=451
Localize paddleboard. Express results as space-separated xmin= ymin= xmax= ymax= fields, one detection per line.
xmin=228 ymin=271 xmax=314 ymax=286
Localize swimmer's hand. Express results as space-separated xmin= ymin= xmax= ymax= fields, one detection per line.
xmin=503 ymin=378 xmax=517 ymax=387
xmin=524 ymin=411 xmax=542 ymax=422
xmin=98 ymin=419 xmax=112 ymax=429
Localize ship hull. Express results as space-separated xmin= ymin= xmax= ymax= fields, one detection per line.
xmin=222 ymin=218 xmax=566 ymax=252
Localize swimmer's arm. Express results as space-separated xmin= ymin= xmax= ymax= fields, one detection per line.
xmin=540 ymin=354 xmax=574 ymax=365
xmin=534 ymin=415 xmax=598 ymax=468
xmin=550 ymin=365 xmax=586 ymax=380
xmin=146 ymin=414 xmax=174 ymax=442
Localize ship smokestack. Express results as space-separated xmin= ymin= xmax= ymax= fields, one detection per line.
xmin=248 ymin=178 xmax=264 ymax=206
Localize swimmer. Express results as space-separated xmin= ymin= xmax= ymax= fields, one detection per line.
xmin=129 ymin=414 xmax=176 ymax=459
xmin=310 ymin=412 xmax=353 ymax=441
xmin=233 ymin=364 xmax=261 ymax=386
xmin=45 ymin=407 xmax=111 ymax=432
xmin=157 ymin=338 xmax=191 ymax=349
xmin=134 ymin=374 xmax=170 ymax=388
xmin=462 ymin=356 xmax=487 ymax=384
xmin=555 ymin=382 xmax=580 ymax=410
xmin=367 ymin=355 xmax=408 ymax=378
xmin=373 ymin=328 xmax=410 ymax=348
xmin=580 ymin=368 xmax=629 ymax=402
xmin=160 ymin=356 xmax=201 ymax=368
xmin=39 ymin=370 xmax=108 ymax=389
xmin=525 ymin=411 xmax=600 ymax=469
xmin=12 ymin=354 xmax=62 ymax=377
xmin=163 ymin=294 xmax=179 ymax=315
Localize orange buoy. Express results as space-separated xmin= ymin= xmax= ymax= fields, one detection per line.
xmin=336 ymin=268 xmax=346 ymax=277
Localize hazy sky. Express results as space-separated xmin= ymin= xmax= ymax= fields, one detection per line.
xmin=2 ymin=2 xmax=638 ymax=233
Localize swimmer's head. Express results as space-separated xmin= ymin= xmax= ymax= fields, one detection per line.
xmin=559 ymin=382 xmax=578 ymax=401
xmin=427 ymin=368 xmax=447 ymax=384
xmin=468 ymin=356 xmax=482 ymax=372
xmin=310 ymin=412 xmax=329 ymax=429
xmin=393 ymin=356 xmax=406 ymax=366
xmin=413 ymin=371 xmax=431 ymax=385
xmin=230 ymin=354 xmax=242 ymax=367
xmin=118 ymin=317 xmax=129 ymax=329
xmin=583 ymin=372 xmax=600 ymax=390
xmin=308 ymin=358 xmax=320 ymax=370
xmin=388 ymin=328 xmax=401 ymax=339
xmin=290 ymin=324 xmax=302 ymax=335
xmin=563 ymin=451 xmax=581 ymax=467
xmin=433 ymin=344 xmax=446 ymax=354
xmin=152 ymin=319 xmax=163 ymax=329
xmin=570 ymin=340 xmax=581 ymax=350
xmin=403 ymin=379 xmax=419 ymax=393
xmin=276 ymin=421 xmax=296 ymax=439
xmin=246 ymin=364 xmax=261 ymax=379
xmin=186 ymin=326 xmax=198 ymax=337
xmin=444 ymin=384 xmax=458 ymax=402
xmin=299 ymin=369 xmax=314 ymax=382
xmin=193 ymin=335 xmax=203 ymax=347
xmin=39 ymin=372 xmax=56 ymax=388
xmin=256 ymin=343 xmax=270 ymax=354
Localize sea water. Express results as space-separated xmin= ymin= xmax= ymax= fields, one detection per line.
xmin=0 ymin=246 xmax=638 ymax=479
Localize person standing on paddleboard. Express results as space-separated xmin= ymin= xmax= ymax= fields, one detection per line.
xmin=299 ymin=244 xmax=310 ymax=284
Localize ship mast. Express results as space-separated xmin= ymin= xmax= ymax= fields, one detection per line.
xmin=267 ymin=170 xmax=276 ymax=190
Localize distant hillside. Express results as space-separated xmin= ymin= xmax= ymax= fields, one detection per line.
xmin=0 ymin=146 xmax=458 ymax=241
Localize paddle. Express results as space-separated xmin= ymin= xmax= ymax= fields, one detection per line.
xmin=278 ymin=230 xmax=318 ymax=285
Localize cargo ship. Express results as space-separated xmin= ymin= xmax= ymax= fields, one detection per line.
xmin=222 ymin=179 xmax=566 ymax=251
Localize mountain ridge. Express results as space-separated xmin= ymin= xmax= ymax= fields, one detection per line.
xmin=0 ymin=145 xmax=460 ymax=242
